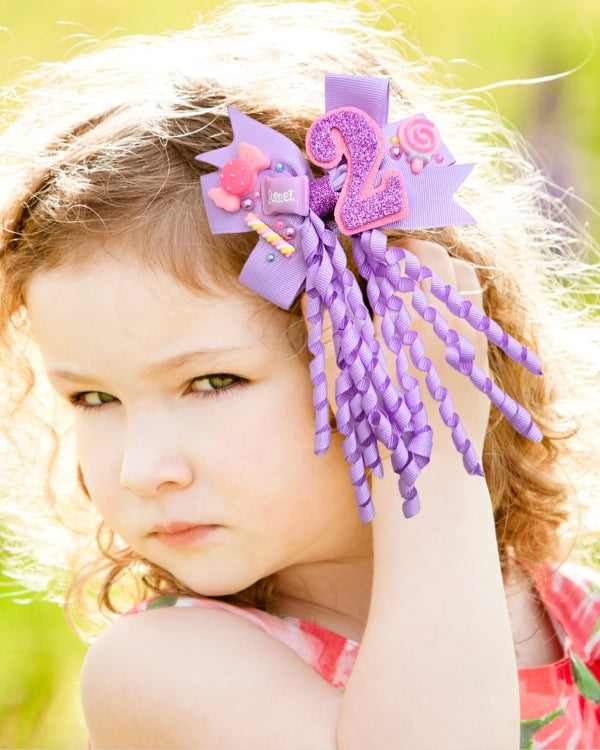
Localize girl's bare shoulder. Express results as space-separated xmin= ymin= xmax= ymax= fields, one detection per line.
xmin=81 ymin=604 xmax=341 ymax=749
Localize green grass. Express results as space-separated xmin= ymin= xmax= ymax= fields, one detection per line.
xmin=0 ymin=587 xmax=87 ymax=748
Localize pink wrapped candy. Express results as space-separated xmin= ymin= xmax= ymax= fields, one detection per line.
xmin=207 ymin=142 xmax=270 ymax=212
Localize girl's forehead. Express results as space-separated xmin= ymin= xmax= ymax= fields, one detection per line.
xmin=27 ymin=246 xmax=224 ymax=305
xmin=26 ymin=252 xmax=291 ymax=354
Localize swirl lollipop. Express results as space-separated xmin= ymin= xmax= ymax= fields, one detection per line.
xmin=397 ymin=115 xmax=441 ymax=174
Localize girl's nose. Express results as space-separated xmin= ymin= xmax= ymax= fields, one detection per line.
xmin=119 ymin=412 xmax=194 ymax=498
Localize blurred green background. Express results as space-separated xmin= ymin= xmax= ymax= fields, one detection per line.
xmin=0 ymin=0 xmax=598 ymax=747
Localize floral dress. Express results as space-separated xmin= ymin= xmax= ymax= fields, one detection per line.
xmin=130 ymin=562 xmax=600 ymax=748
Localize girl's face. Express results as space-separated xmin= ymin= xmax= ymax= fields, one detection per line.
xmin=26 ymin=250 xmax=371 ymax=596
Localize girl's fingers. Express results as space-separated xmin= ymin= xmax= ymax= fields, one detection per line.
xmin=374 ymin=238 xmax=491 ymax=455
xmin=451 ymin=256 xmax=489 ymax=376
xmin=453 ymin=257 xmax=483 ymax=308
xmin=393 ymin=239 xmax=488 ymax=371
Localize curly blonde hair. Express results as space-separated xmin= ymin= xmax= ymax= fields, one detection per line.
xmin=1 ymin=0 xmax=598 ymax=636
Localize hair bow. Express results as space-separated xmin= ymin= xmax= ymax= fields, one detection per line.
xmin=196 ymin=74 xmax=542 ymax=522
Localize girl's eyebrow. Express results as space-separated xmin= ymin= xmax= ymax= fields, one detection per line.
xmin=49 ymin=346 xmax=249 ymax=383
xmin=141 ymin=346 xmax=247 ymax=377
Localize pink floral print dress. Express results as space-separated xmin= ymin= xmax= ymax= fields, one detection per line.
xmin=130 ymin=562 xmax=600 ymax=748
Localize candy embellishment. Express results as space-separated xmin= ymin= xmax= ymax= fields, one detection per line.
xmin=238 ymin=142 xmax=271 ymax=172
xmin=262 ymin=174 xmax=310 ymax=216
xmin=397 ymin=115 xmax=441 ymax=174
xmin=220 ymin=159 xmax=254 ymax=196
xmin=207 ymin=142 xmax=270 ymax=213
xmin=244 ymin=212 xmax=295 ymax=256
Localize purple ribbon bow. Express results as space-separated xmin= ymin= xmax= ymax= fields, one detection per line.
xmin=196 ymin=74 xmax=542 ymax=522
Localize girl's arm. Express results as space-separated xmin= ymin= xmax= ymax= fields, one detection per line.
xmin=336 ymin=239 xmax=519 ymax=748
xmin=339 ymin=461 xmax=519 ymax=749
xmin=81 ymin=239 xmax=519 ymax=749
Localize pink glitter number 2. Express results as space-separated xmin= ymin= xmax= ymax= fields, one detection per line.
xmin=306 ymin=107 xmax=409 ymax=235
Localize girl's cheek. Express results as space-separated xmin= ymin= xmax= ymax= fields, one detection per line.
xmin=75 ymin=421 xmax=122 ymax=496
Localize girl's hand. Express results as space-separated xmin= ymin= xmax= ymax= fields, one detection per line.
xmin=312 ymin=237 xmax=491 ymax=474
xmin=382 ymin=238 xmax=491 ymax=463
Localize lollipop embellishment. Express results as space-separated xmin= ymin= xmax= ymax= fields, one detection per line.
xmin=397 ymin=115 xmax=442 ymax=174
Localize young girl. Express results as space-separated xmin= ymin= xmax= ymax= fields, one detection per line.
xmin=2 ymin=2 xmax=600 ymax=747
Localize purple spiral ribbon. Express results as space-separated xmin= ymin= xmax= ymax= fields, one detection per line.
xmin=301 ymin=213 xmax=421 ymax=522
xmin=196 ymin=74 xmax=544 ymax=521
xmin=301 ymin=217 xmax=542 ymax=520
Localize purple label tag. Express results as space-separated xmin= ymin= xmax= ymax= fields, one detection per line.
xmin=261 ymin=175 xmax=309 ymax=216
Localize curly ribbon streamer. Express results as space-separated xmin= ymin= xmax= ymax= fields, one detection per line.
xmin=301 ymin=221 xmax=543 ymax=519
xmin=354 ymin=231 xmax=542 ymax=442
xmin=197 ymin=74 xmax=545 ymax=521
xmin=302 ymin=212 xmax=429 ymax=519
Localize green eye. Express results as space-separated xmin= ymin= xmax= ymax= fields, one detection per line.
xmin=190 ymin=374 xmax=238 ymax=392
xmin=82 ymin=391 xmax=116 ymax=405
xmin=72 ymin=391 xmax=117 ymax=408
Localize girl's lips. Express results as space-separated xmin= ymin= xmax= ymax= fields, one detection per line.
xmin=152 ymin=522 xmax=220 ymax=548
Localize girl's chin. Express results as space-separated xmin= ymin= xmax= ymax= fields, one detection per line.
xmin=173 ymin=574 xmax=268 ymax=600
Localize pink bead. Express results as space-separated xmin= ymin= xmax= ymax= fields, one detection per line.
xmin=389 ymin=145 xmax=402 ymax=159
xmin=283 ymin=226 xmax=296 ymax=240
xmin=241 ymin=198 xmax=255 ymax=210
xmin=275 ymin=219 xmax=285 ymax=229
xmin=435 ymin=153 xmax=444 ymax=164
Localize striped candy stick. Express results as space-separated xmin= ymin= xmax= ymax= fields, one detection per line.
xmin=244 ymin=212 xmax=295 ymax=256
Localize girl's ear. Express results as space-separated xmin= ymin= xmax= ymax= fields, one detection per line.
xmin=300 ymin=292 xmax=337 ymax=415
